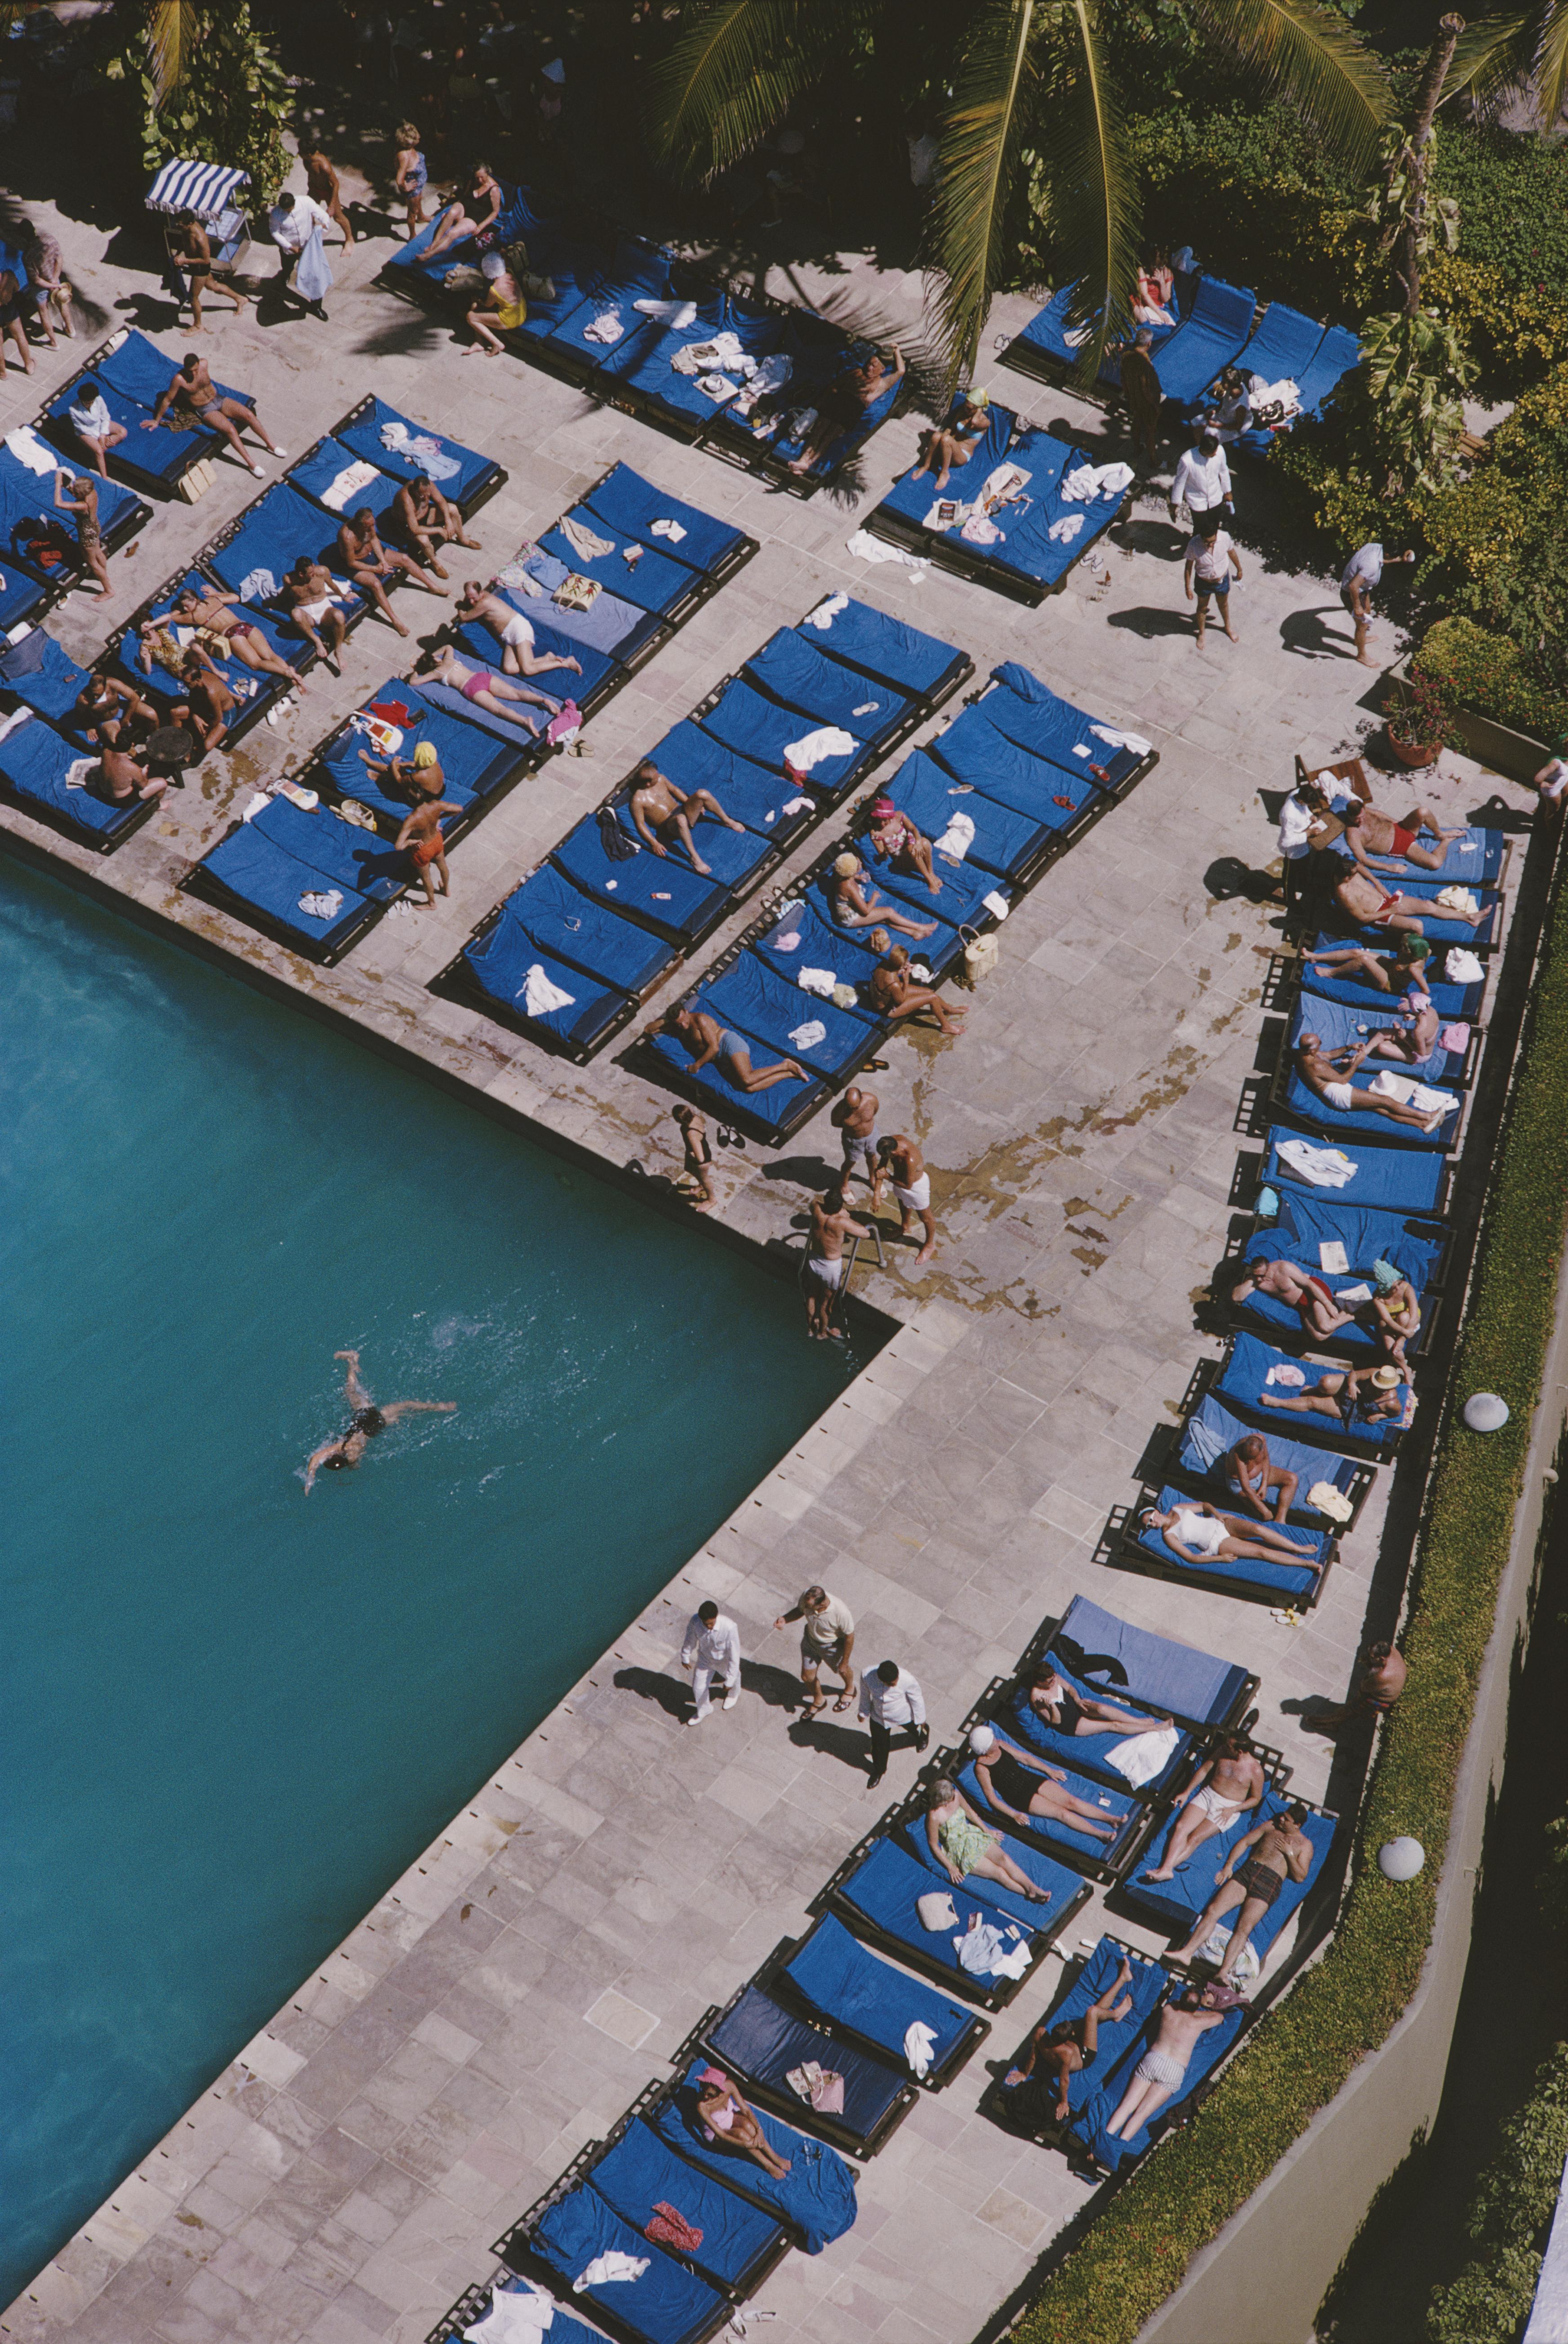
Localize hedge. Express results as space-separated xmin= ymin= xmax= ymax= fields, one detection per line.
xmin=1426 ymin=2043 xmax=1568 ymax=2344
xmin=1415 ymin=616 xmax=1568 ymax=751
xmin=1012 ymin=839 xmax=1568 ymax=2344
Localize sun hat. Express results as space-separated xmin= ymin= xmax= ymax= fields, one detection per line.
xmin=1371 ymin=1365 xmax=1403 ymax=1389
xmin=413 ymin=741 xmax=437 ymax=768
xmin=870 ymin=795 xmax=896 ymax=817
xmin=834 ymin=852 xmax=860 ymax=876
xmin=1372 ymin=1258 xmax=1401 ymax=1293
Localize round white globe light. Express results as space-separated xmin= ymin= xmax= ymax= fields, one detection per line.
xmin=1379 ymin=1836 xmax=1425 ymax=1881
xmin=1464 ymin=1392 xmax=1510 ymax=1432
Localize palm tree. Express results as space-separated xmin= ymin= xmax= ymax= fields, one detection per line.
xmin=650 ymin=0 xmax=1392 ymax=393
xmin=1447 ymin=2 xmax=1568 ymax=131
xmin=0 ymin=0 xmax=198 ymax=104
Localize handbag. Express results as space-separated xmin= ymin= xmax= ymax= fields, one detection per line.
xmin=554 ymin=571 xmax=601 ymax=612
xmin=960 ymin=926 xmax=999 ymax=986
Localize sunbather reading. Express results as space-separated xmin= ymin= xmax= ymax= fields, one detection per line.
xmin=168 ymin=588 xmax=307 ymax=691
xmin=1222 ymin=1430 xmax=1297 ymax=1523
xmin=74 ymin=671 xmax=153 ymax=746
xmin=1294 ymin=1031 xmax=1451 ymax=1131
xmin=644 ymin=1004 xmax=807 ymax=1095
xmin=1141 ymin=1737 xmax=1264 ymax=1882
xmin=1140 ymin=1501 xmax=1322 ymax=1574
xmin=967 ymin=1725 xmax=1121 ymax=1844
xmin=99 ymin=742 xmax=167 ymax=806
xmin=143 ymin=353 xmax=281 ymax=479
xmin=394 ymin=476 xmax=479 ymax=577
xmin=923 ymin=1778 xmax=1053 ymax=1902
xmin=1233 ymin=1256 xmax=1355 ymax=1341
xmin=865 ymin=794 xmax=942 ymax=893
xmin=1025 ymin=1669 xmax=1171 ymax=1740
xmin=1004 ymin=1956 xmax=1135 ymax=2125
xmin=1301 ymin=933 xmax=1433 ymax=996
xmin=303 ymin=1350 xmax=456 ymax=1493
xmin=828 ymin=853 xmax=937 ymax=940
xmin=909 ymin=388 xmax=989 ymax=492
xmin=627 ymin=758 xmax=746 ymax=875
xmin=1102 ymin=1985 xmax=1234 ymax=2141
xmin=283 ymin=558 xmax=351 ymax=669
xmin=457 ymin=585 xmax=583 ymax=684
xmin=1260 ymin=1360 xmax=1412 ymax=1431
xmin=695 ymin=2073 xmax=791 ymax=2178
xmin=1171 ymin=1805 xmax=1314 ymax=1983
xmin=865 ymin=948 xmax=966 ymax=1038
xmin=338 ymin=510 xmax=444 ymax=637
xmin=1338 ymin=798 xmax=1468 ymax=875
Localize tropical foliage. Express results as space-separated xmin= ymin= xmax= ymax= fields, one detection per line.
xmin=102 ymin=1 xmax=290 ymax=205
xmin=1426 ymin=2045 xmax=1568 ymax=2344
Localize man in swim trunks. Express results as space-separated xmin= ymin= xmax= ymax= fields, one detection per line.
xmin=359 ymin=737 xmax=447 ymax=808
xmin=1141 ymin=1735 xmax=1263 ymax=1882
xmin=143 ymin=352 xmax=283 ymax=479
xmin=773 ymin=1584 xmax=856 ymax=1713
xmin=1294 ymin=1031 xmax=1453 ymax=1133
xmin=1338 ymin=797 xmax=1469 ymax=875
xmin=395 ymin=795 xmax=463 ymax=906
xmin=303 ymin=1350 xmax=456 ymax=1492
xmin=627 ymin=756 xmax=747 ymax=876
xmin=1172 ymin=1803 xmax=1314 ymax=1982
xmin=872 ymin=1132 xmax=938 ymax=1264
xmin=1103 ymin=1983 xmax=1236 ymax=2140
xmin=166 ymin=587 xmax=308 ymax=692
xmin=1260 ymin=1361 xmax=1413 ymax=1433
xmin=643 ymin=1004 xmax=808 ymax=1098
xmin=393 ymin=474 xmax=480 ymax=576
xmin=1233 ymin=1254 xmax=1356 ymax=1342
xmin=73 ymin=670 xmax=154 ymax=747
xmin=338 ymin=508 xmax=445 ymax=637
xmin=1139 ymin=1500 xmax=1323 ymax=1576
xmin=283 ymin=558 xmax=351 ymax=668
xmin=1222 ymin=1429 xmax=1298 ymax=1523
xmin=456 ymin=583 xmax=584 ymax=684
xmin=1339 ymin=543 xmax=1414 ymax=667
xmin=832 ymin=1086 xmax=880 ymax=1191
xmin=1334 ymin=866 xmax=1488 ymax=937
xmin=828 ymin=852 xmax=938 ymax=941
xmin=865 ymin=946 xmax=967 ymax=1038
xmin=805 ymin=1186 xmax=869 ymax=1340
xmin=419 ymin=646 xmax=561 ymax=736
xmin=967 ymin=1724 xmax=1123 ymax=1844
xmin=98 ymin=741 xmax=168 ymax=806
xmin=1301 ymin=933 xmax=1434 ymax=998
xmin=1003 ymin=1955 xmax=1136 ymax=2128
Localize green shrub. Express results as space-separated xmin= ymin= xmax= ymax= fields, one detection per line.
xmin=1414 ymin=617 xmax=1568 ymax=749
xmin=1425 ymin=2044 xmax=1568 ymax=2343
xmin=102 ymin=2 xmax=290 ymax=209
xmin=1013 ymin=844 xmax=1568 ymax=2344
xmin=1433 ymin=124 xmax=1568 ymax=298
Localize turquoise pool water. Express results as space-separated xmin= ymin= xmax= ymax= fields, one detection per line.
xmin=1 ymin=864 xmax=867 ymax=2304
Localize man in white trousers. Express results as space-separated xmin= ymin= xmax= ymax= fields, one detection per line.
xmin=680 ymin=1600 xmax=741 ymax=1727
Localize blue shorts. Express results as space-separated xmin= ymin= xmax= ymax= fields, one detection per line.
xmin=1194 ymin=575 xmax=1230 ymax=600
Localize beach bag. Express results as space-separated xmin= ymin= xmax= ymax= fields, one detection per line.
xmin=555 ymin=571 xmax=601 ymax=612
xmin=294 ymin=229 xmax=333 ymax=305
xmin=960 ymin=925 xmax=999 ymax=987
xmin=917 ymin=1892 xmax=959 ymax=1932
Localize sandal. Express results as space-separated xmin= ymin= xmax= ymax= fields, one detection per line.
xmin=833 ymin=1693 xmax=854 ymax=1712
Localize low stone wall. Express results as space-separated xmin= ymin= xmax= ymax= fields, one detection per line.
xmin=1384 ymin=657 xmax=1549 ymax=782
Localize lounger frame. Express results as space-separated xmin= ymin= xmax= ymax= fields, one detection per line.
xmin=1265 ymin=1011 xmax=1483 ymax=1131
xmin=493 ymin=2115 xmax=792 ymax=2307
xmin=37 ymin=328 xmax=224 ymax=497
xmin=1010 ymin=1612 xmax=1261 ymax=1739
xmin=1227 ymin=1142 xmax=1457 ymax=1224
xmin=677 ymin=1988 xmax=918 ymax=2159
xmin=179 ymin=821 xmax=402 ymax=968
xmin=329 ymin=394 xmax=511 ymax=519
xmin=979 ymin=1933 xmax=1158 ymax=2149
xmin=1097 ymin=1487 xmax=1338 ymax=1613
xmin=193 ymin=504 xmax=378 ymax=647
xmin=759 ymin=1923 xmax=990 ymax=2090
xmin=1110 ymin=1788 xmax=1343 ymax=1973
xmin=1258 ymin=948 xmax=1492 ymax=1032
xmin=864 ymin=476 xmax=1135 ymax=608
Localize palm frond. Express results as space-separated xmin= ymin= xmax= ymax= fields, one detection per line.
xmin=925 ymin=0 xmax=1042 ymax=392
xmin=1529 ymin=1 xmax=1568 ymax=135
xmin=646 ymin=0 xmax=861 ymax=187
xmin=1191 ymin=0 xmax=1391 ymax=174
xmin=1046 ymin=0 xmax=1140 ymax=390
xmin=1440 ymin=12 xmax=1532 ymax=106
xmin=146 ymin=0 xmax=200 ymax=109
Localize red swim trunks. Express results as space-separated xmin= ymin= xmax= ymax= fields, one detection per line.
xmin=410 ymin=830 xmax=443 ymax=867
xmin=1390 ymin=824 xmax=1417 ymax=855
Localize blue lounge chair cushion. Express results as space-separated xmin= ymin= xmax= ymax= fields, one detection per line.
xmin=45 ymin=368 xmax=214 ymax=488
xmin=892 ymin=1813 xmax=1078 ymax=1933
xmin=244 ymin=796 xmax=406 ymax=900
xmin=795 ymin=597 xmax=962 ymax=697
xmin=930 ymin=711 xmax=1101 ymax=830
xmin=877 ymin=402 xmax=1015 ymax=529
xmin=784 ymin=1913 xmax=973 ymax=2069
xmin=1261 ymin=1125 xmax=1446 ymax=1215
xmin=1294 ymin=959 xmax=1482 ymax=1020
xmin=699 ymin=679 xmax=864 ymax=796
xmin=1292 ymin=988 xmax=1466 ymax=1088
xmin=866 ymin=846 xmax=1007 ymax=930
xmin=316 ymin=679 xmax=519 ymax=821
xmin=94 ymin=328 xmax=249 ymax=417
xmin=983 ymin=665 xmax=1143 ymax=781
xmin=1051 ymin=1593 xmax=1250 ymax=1727
xmin=585 ymin=2118 xmax=783 ymax=2288
xmin=651 ymin=2065 xmax=857 ymax=2250
xmin=1119 ymin=1790 xmax=1336 ymax=1954
xmin=997 ymin=1938 xmax=1168 ymax=2126
xmin=1238 ymin=1194 xmax=1444 ymax=1354
xmin=553 ymin=809 xmax=732 ymax=938
xmin=833 ymin=1837 xmax=1056 ymax=1984
xmin=1214 ymin=1329 xmax=1410 ymax=1457
xmin=752 ymin=897 xmax=889 ymax=990
xmin=1294 ymin=324 xmax=1362 ymax=420
xmin=807 ymin=873 xmax=966 ymax=984
xmin=744 ymin=630 xmax=912 ymax=746
xmin=538 ymin=512 xmax=698 ymax=617
xmin=646 ymin=1025 xmax=828 ymax=1132
xmin=705 ymin=1984 xmax=907 ymax=2143
xmin=954 ymin=1754 xmax=1137 ymax=1866
xmin=582 ymin=461 xmax=746 ymax=576
xmin=486 ymin=550 xmax=654 ymax=659
xmin=590 ymin=290 xmax=736 ymax=424
xmin=464 ymin=911 xmax=633 ymax=1052
xmin=0 ymin=713 xmax=138 ymax=839
xmin=197 ymin=822 xmax=374 ymax=951
xmin=287 ymin=436 xmax=401 ymax=523
xmin=335 ymin=396 xmax=498 ymax=506
xmin=877 ymin=415 xmax=1125 ymax=591
xmin=531 ymin=2185 xmax=723 ymax=2344
xmin=0 ymin=557 xmax=49 ymax=632
xmin=454 ymin=613 xmax=616 ymax=707
xmin=203 ymin=482 xmax=345 ymax=597
xmin=1130 ymin=1483 xmax=1327 ymax=1599
xmin=1212 ymin=303 xmax=1326 ymax=454
xmin=693 ymin=954 xmax=878 ymax=1076
xmin=1282 ymin=1056 xmax=1459 ymax=1148
xmin=1179 ymin=1392 xmax=1362 ymax=1515
xmin=489 ymin=2281 xmax=601 ymax=2343
xmin=543 ymin=238 xmax=681 ymax=367
xmin=486 ymin=863 xmax=677 ymax=995
xmin=1069 ymin=1986 xmax=1245 ymax=2173
xmin=0 ymin=630 xmax=90 ymax=723
xmin=647 ymin=721 xmax=816 ymax=846
xmin=1151 ymin=276 xmax=1257 ymax=402
xmin=879 ymin=749 xmax=1048 ymax=880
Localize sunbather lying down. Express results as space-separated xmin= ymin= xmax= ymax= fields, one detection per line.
xmin=695 ymin=2071 xmax=790 ymax=2176
xmin=1296 ymin=1032 xmax=1452 ymax=1132
xmin=419 ymin=645 xmax=575 ymax=739
xmin=1140 ymin=1500 xmax=1323 ymax=1574
xmin=923 ymin=1776 xmax=1052 ymax=1900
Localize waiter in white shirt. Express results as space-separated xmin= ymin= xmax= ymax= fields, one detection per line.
xmin=1169 ymin=425 xmax=1233 ymax=527
xmin=859 ymin=1658 xmax=929 ymax=1788
xmin=1340 ymin=542 xmax=1415 ymax=668
xmin=679 ymin=1601 xmax=741 ymax=1726
xmin=269 ymin=191 xmax=335 ymax=313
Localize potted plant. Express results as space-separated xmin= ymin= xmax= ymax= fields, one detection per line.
xmin=1386 ymin=662 xmax=1456 ymax=767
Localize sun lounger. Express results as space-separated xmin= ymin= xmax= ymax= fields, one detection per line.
xmin=1258 ymin=1124 xmax=1449 ymax=1214
xmin=796 ymin=594 xmax=971 ymax=701
xmin=1287 ymin=953 xmax=1485 ymax=1021
xmin=0 ymin=443 xmax=146 ymax=594
xmin=40 ymin=326 xmax=245 ymax=496
xmin=1151 ymin=274 xmax=1257 ymax=402
xmin=0 ymin=709 xmax=152 ymax=848
xmin=553 ymin=804 xmax=735 ymax=944
xmin=1121 ymin=1479 xmax=1332 ymax=1604
xmin=949 ymin=1749 xmax=1140 ymax=1877
xmin=1293 ymin=323 xmax=1362 ymax=420
xmin=650 ymin=2063 xmax=858 ymax=2247
xmin=645 ymin=1022 xmax=833 ymax=1142
xmin=0 ymin=628 xmax=90 ymax=727
xmin=858 ymin=828 xmax=1010 ymax=929
xmin=1231 ymin=1192 xmax=1448 ymax=1359
xmin=332 ymin=394 xmax=506 ymax=512
xmin=744 ymin=628 xmax=914 ymax=751
xmin=686 ymin=951 xmax=878 ymax=1079
xmin=804 ymin=865 xmax=967 ymax=982
xmin=1064 ymin=1965 xmax=1247 ymax=2174
xmin=1210 ymin=1330 xmax=1411 ymax=1460
xmin=109 ymin=567 xmax=304 ymax=742
xmin=565 ymin=2116 xmax=789 ymax=2295
xmin=827 ymin=1834 xmax=1078 ymax=2006
xmin=1002 ymin=281 xmax=1172 ymax=386
xmin=1120 ymin=1789 xmax=1338 ymax=1960
xmin=578 ymin=461 xmax=753 ymax=580
xmin=1218 ymin=302 xmax=1329 ymax=453
xmin=456 ymin=858 xmax=679 ymax=1059
xmin=453 ymin=591 xmax=624 ymax=711
xmin=695 ymin=677 xmax=869 ymax=799
xmin=1311 ymin=876 xmax=1502 ymax=953
xmin=1175 ymin=1390 xmax=1372 ymax=1530
xmin=201 ymin=482 xmax=364 ymax=625
xmin=751 ymin=895 xmax=891 ymax=991
xmin=310 ymin=677 xmax=524 ymax=833
xmin=1290 ymin=986 xmax=1475 ymax=1091
xmin=1279 ymin=1056 xmax=1462 ymax=1151
xmin=526 ymin=2181 xmax=729 ymax=2344
xmin=779 ymin=1913 xmax=986 ymax=2086
xmin=539 ymin=237 xmax=685 ymax=379
xmin=697 ymin=1982 xmax=914 ymax=2155
xmin=646 ymin=721 xmax=818 ymax=850
xmin=539 ymin=506 xmax=709 ymax=621
xmin=287 ymin=434 xmax=402 ymax=525
xmin=460 ymin=911 xmax=635 ymax=1058
xmin=992 ymin=1936 xmax=1169 ymax=2137
xmin=929 ymin=710 xmax=1105 ymax=835
xmin=877 ymin=748 xmax=1053 ymax=880
xmin=429 ymin=2278 xmax=602 ymax=2344
xmin=186 ymin=793 xmax=406 ymax=961
xmin=889 ymin=1811 xmax=1091 ymax=1938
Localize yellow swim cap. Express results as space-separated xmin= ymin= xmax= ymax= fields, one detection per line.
xmin=413 ymin=741 xmax=438 ymax=768
xmin=834 ymin=852 xmax=860 ymax=877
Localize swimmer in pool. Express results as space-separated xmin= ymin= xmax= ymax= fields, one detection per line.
xmin=303 ymin=1349 xmax=455 ymax=1491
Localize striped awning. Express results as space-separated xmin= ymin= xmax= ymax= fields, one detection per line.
xmin=145 ymin=159 xmax=251 ymax=222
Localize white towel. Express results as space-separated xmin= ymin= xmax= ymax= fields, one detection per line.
xmin=0 ymin=704 xmax=32 ymax=744
xmin=64 ymin=755 xmax=96 ymax=790
xmin=573 ymin=2251 xmax=648 ymax=2292
xmin=1309 ymin=1480 xmax=1354 ymax=1523
xmin=521 ymin=964 xmax=575 ymax=1017
xmin=1275 ymin=1139 xmax=1358 ymax=1188
xmin=4 ymin=426 xmax=57 ymax=476
xmin=634 ymin=296 xmax=698 ymax=328
xmin=1264 ymin=1363 xmax=1306 ymax=1386
xmin=733 ymin=351 xmax=793 ymax=416
xmin=781 ymin=795 xmax=812 ymax=816
xmin=935 ymin=811 xmax=975 ymax=861
xmin=802 ymin=592 xmax=848 ymax=630
xmin=582 ymin=309 xmax=624 ymax=344
xmin=559 ymin=513 xmax=614 ymax=563
xmin=379 ymin=420 xmax=460 ymax=480
xmin=788 ymin=1019 xmax=826 ymax=1051
xmin=463 ymin=2283 xmax=556 ymax=2339
xmin=983 ymin=890 xmax=1009 ymax=921
xmin=1048 ymin=513 xmax=1085 ymax=543
xmin=236 ymin=567 xmax=278 ymax=604
xmin=904 ymin=2021 xmax=938 ymax=2079
xmin=1246 ymin=374 xmax=1301 ymax=418
xmin=953 ymin=1916 xmax=1030 ymax=1978
xmin=797 ymin=966 xmax=837 ymax=996
xmin=1060 ymin=460 xmax=1133 ymax=503
xmin=240 ymin=791 xmax=273 ymax=822
xmin=846 ymin=529 xmax=927 ymax=579
xmin=1090 ymin=722 xmax=1153 ymax=756
xmin=1318 ymin=1240 xmax=1350 ymax=1274
xmin=298 ymin=889 xmax=343 ymax=920
xmin=1336 ymin=1282 xmax=1374 ymax=1304
xmin=318 ymin=458 xmax=384 ymax=513
xmin=783 ymin=724 xmax=855 ymax=774
xmin=1368 ymin=1069 xmax=1457 ymax=1116
xmin=672 ymin=330 xmax=751 ymax=375
xmin=1105 ymin=1722 xmax=1179 ymax=1788
xmin=1445 ymin=948 xmax=1484 ymax=983
xmin=649 ymin=518 xmax=688 ymax=544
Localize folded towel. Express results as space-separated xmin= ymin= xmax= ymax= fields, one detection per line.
xmin=904 ymin=2020 xmax=939 ymax=2077
xmin=802 ymin=592 xmax=848 ymax=630
xmin=983 ymin=890 xmax=1009 ymax=921
xmin=461 ymin=2281 xmax=557 ymax=2340
xmin=4 ymin=426 xmax=57 ymax=476
xmin=521 ymin=964 xmax=576 ymax=1017
xmin=1276 ymin=1138 xmax=1358 ymax=1188
xmin=1308 ymin=1480 xmax=1354 ymax=1523
xmin=582 ymin=309 xmax=624 ymax=344
xmin=1445 ymin=947 xmax=1484 ymax=983
xmin=649 ymin=518 xmax=687 ymax=543
xmin=319 ymin=458 xmax=383 ymax=512
xmin=1105 ymin=1722 xmax=1179 ymax=1788
xmin=1090 ymin=721 xmax=1152 ymax=756
xmin=558 ymin=513 xmax=615 ymax=563
xmin=781 ymin=795 xmax=812 ymax=816
xmin=298 ymin=889 xmax=343 ymax=920
xmin=1264 ymin=1363 xmax=1307 ymax=1386
xmin=1047 ymin=513 xmax=1085 ymax=543
xmin=1435 ymin=886 xmax=1480 ymax=916
xmin=788 ymin=1019 xmax=826 ymax=1051
xmin=1060 ymin=460 xmax=1133 ymax=503
xmin=797 ymin=966 xmax=836 ymax=996
xmin=935 ymin=810 xmax=975 ymax=860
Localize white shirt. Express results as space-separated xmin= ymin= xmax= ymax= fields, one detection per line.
xmin=1278 ymin=790 xmax=1317 ymax=861
xmin=1341 ymin=543 xmax=1383 ymax=591
xmin=858 ymin=1667 xmax=926 ymax=1729
xmin=269 ymin=196 xmax=334 ymax=253
xmin=1187 ymin=527 xmax=1233 ymax=583
xmin=1170 ymin=443 xmax=1231 ymax=511
xmin=680 ymin=1612 xmax=739 ymax=1674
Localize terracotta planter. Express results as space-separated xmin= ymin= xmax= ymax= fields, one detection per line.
xmin=1386 ymin=726 xmax=1440 ymax=768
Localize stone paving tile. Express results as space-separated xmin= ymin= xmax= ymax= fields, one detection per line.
xmin=6 ymin=194 xmax=1534 ymax=2344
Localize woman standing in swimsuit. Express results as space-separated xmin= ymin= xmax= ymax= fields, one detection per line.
xmin=922 ymin=1778 xmax=1053 ymax=1901
xmin=303 ymin=1350 xmax=455 ymax=1492
xmin=53 ymin=471 xmax=110 ymax=595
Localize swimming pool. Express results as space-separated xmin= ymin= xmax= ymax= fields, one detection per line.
xmin=0 ymin=862 xmax=870 ymax=2303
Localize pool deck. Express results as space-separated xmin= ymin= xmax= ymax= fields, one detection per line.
xmin=3 ymin=196 xmax=1540 ymax=2344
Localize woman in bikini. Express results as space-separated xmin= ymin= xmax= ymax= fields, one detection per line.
xmin=829 ymin=853 xmax=937 ymax=941
xmin=73 ymin=670 xmax=153 ymax=746
xmin=1025 ymin=1670 xmax=1171 ymax=1740
xmin=169 ymin=588 xmax=306 ymax=690
xmin=865 ymin=946 xmax=966 ymax=1037
xmin=909 ymin=387 xmax=990 ymax=492
xmin=53 ymin=471 xmax=109 ymax=595
xmin=923 ymin=1778 xmax=1053 ymax=1902
xmin=420 ymin=646 xmax=555 ymax=735
xmin=865 ymin=795 xmax=942 ymax=893
xmin=1003 ymin=1956 xmax=1136 ymax=2125
xmin=694 ymin=2073 xmax=791 ymax=2179
xmin=393 ymin=125 xmax=429 ymax=237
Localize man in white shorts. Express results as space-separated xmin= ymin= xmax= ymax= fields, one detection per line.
xmin=873 ymin=1131 xmax=937 ymax=1264
xmin=805 ymin=1187 xmax=868 ymax=1340
xmin=457 ymin=580 xmax=585 ymax=682
xmin=1295 ymin=1031 xmax=1454 ymax=1133
xmin=1140 ymin=1734 xmax=1263 ymax=1882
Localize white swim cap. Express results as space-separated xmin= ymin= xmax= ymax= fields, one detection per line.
xmin=968 ymin=1726 xmax=997 ymax=1755
xmin=480 ymin=251 xmax=506 ymax=281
